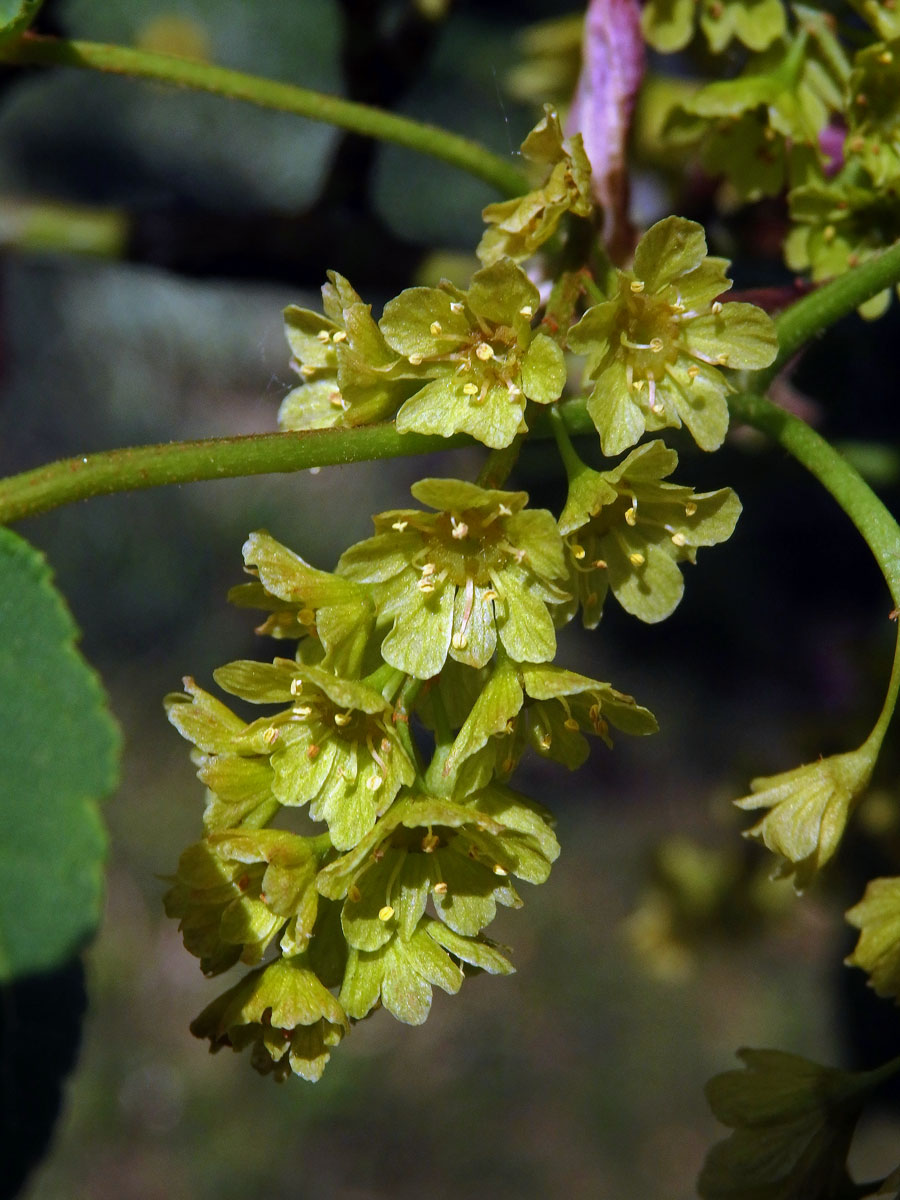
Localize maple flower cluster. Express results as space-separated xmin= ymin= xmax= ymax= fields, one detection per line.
xmin=164 ymin=109 xmax=777 ymax=1082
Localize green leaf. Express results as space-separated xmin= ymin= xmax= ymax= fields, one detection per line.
xmin=0 ymin=528 xmax=119 ymax=980
xmin=0 ymin=0 xmax=44 ymax=46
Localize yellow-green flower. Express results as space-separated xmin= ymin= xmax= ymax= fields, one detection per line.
xmin=191 ymin=956 xmax=348 ymax=1082
xmin=380 ymin=260 xmax=567 ymax=449
xmin=337 ymin=478 xmax=570 ymax=678
xmin=567 ymin=217 xmax=777 ymax=455
xmin=163 ymin=830 xmax=319 ymax=975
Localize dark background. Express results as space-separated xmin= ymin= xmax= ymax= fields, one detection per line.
xmin=3 ymin=2 xmax=900 ymax=1196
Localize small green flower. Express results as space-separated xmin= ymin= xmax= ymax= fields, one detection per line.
xmin=211 ymin=659 xmax=416 ymax=851
xmin=380 ymin=260 xmax=567 ymax=450
xmin=163 ymin=830 xmax=319 ymax=975
xmin=477 ymin=105 xmax=593 ymax=267
xmin=786 ymin=169 xmax=900 ymax=318
xmin=337 ymin=478 xmax=570 ymax=678
xmin=339 ymin=916 xmax=513 ymax=1025
xmin=316 ymin=787 xmax=559 ymax=948
xmin=567 ymin=217 xmax=777 ymax=455
xmin=846 ymin=876 xmax=900 ymax=1002
xmin=278 ymin=271 xmax=415 ymax=431
xmin=665 ymin=30 xmax=846 ymax=201
xmin=165 ymin=677 xmax=279 ymax=832
xmin=191 ymin=956 xmax=348 ymax=1082
xmin=228 ymin=530 xmax=375 ymax=675
xmin=846 ymin=39 xmax=900 ymax=187
xmin=735 ymin=746 xmax=875 ymax=891
xmin=699 ymin=1048 xmax=889 ymax=1199
xmin=558 ymin=440 xmax=741 ymax=626
xmin=642 ymin=0 xmax=787 ymax=54
xmin=442 ymin=657 xmax=657 ymax=792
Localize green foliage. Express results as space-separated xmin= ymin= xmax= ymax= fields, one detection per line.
xmin=0 ymin=527 xmax=119 ymax=981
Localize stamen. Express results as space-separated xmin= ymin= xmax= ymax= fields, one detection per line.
xmin=316 ymin=329 xmax=330 ymax=343
xmin=290 ymin=678 xmax=303 ymax=696
xmin=630 ymin=279 xmax=645 ymax=293
xmin=624 ymin=506 xmax=637 ymax=527
xmin=433 ymin=881 xmax=448 ymax=896
xmin=348 ymin=885 xmax=362 ymax=903
xmin=430 ymin=321 xmax=442 ymax=336
xmin=293 ymin=704 xmax=312 ymax=718
xmin=475 ymin=342 xmax=495 ymax=361
xmin=264 ymin=727 xmax=280 ymax=746
xmin=299 ymin=364 xmax=316 ymax=378
xmin=378 ymin=905 xmax=394 ymax=921
xmin=392 ymin=519 xmax=409 ymax=532
xmin=685 ymin=501 xmax=697 ymax=516
xmin=307 ymin=744 xmax=319 ymax=760
xmin=463 ymin=382 xmax=479 ymax=395
xmin=450 ymin=517 xmax=469 ymax=539
xmin=333 ymin=710 xmax=352 ymax=727
xmin=671 ymin=532 xmax=687 ymax=547
xmin=711 ymin=301 xmax=723 ymax=315
xmin=408 ymin=353 xmax=424 ymax=366
xmin=628 ymin=551 xmax=645 ymax=567
xmin=449 ymin=301 xmax=464 ymax=314
xmin=332 ymin=329 xmax=347 ymax=343
xmin=519 ymin=304 xmax=533 ymax=318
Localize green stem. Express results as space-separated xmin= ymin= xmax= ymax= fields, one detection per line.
xmin=731 ymin=389 xmax=900 ymax=749
xmin=0 ymin=400 xmax=597 ymax=526
xmin=548 ymin=403 xmax=589 ymax=481
xmin=393 ymin=675 xmax=425 ymax=779
xmin=760 ymin=238 xmax=900 ymax=389
xmin=0 ymin=35 xmax=527 ymax=198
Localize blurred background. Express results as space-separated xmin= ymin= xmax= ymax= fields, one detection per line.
xmin=4 ymin=1 xmax=900 ymax=1196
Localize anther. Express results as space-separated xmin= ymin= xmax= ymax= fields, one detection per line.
xmin=332 ymin=330 xmax=347 ymax=343
xmin=329 ymin=393 xmax=347 ymax=409
xmin=629 ymin=551 xmax=645 ymax=566
xmin=307 ymin=744 xmax=319 ymax=759
xmin=333 ymin=711 xmax=352 ymax=727
xmin=519 ymin=304 xmax=533 ymax=318
xmin=476 ymin=343 xmax=495 ymax=361
xmin=687 ymin=365 xmax=700 ymax=380
xmin=379 ymin=905 xmax=395 ymax=922
xmin=649 ymin=337 xmax=664 ymax=353
xmin=299 ymin=364 xmax=316 ymax=377
xmin=290 ymin=678 xmax=303 ymax=695
xmin=348 ymin=885 xmax=361 ymax=903
xmin=482 ymin=589 xmax=498 ymax=602
xmin=264 ymin=727 xmax=280 ymax=745
xmin=316 ymin=329 xmax=330 ymax=343
xmin=823 ymin=224 xmax=836 ymax=242
xmin=463 ymin=382 xmax=479 ymax=395
xmin=449 ymin=301 xmax=464 ymax=314
xmin=879 ymin=49 xmax=893 ymax=64
xmin=418 ymin=579 xmax=436 ymax=594
xmin=298 ymin=607 xmax=316 ymax=625
xmin=497 ymin=503 xmax=512 ymax=517
xmin=366 ymin=773 xmax=384 ymax=791
xmin=630 ymin=279 xmax=645 ymax=293
xmin=624 ymin=507 xmax=637 ymax=527
xmin=422 ymin=832 xmax=440 ymax=853
xmin=392 ymin=519 xmax=409 ymax=532
xmin=430 ymin=321 xmax=442 ymax=335
xmin=408 ymin=353 xmax=424 ymax=366
xmin=671 ymin=532 xmax=687 ymax=547
xmin=293 ymin=704 xmax=312 ymax=718
xmin=433 ymin=882 xmax=448 ymax=896
xmin=492 ymin=864 xmax=509 ymax=876
xmin=685 ymin=501 xmax=697 ymax=516
xmin=711 ymin=301 xmax=723 ymax=315
xmin=592 ymin=558 xmax=607 ymax=569
xmin=451 ymin=632 xmax=469 ymax=650
xmin=564 ymin=717 xmax=579 ymax=731
xmin=450 ymin=517 xmax=469 ymax=539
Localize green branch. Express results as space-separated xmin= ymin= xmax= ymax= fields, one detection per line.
xmin=730 ymin=389 xmax=900 ymax=754
xmin=761 ymin=238 xmax=900 ymax=388
xmin=0 ymin=401 xmax=595 ymax=525
xmin=0 ymin=34 xmax=528 ymax=197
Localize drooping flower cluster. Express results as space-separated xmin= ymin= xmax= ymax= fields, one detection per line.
xmin=166 ymin=475 xmax=665 ymax=1080
xmin=166 ymin=108 xmax=762 ymax=1084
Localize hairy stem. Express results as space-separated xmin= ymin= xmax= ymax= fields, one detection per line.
xmin=0 ymin=34 xmax=527 ymax=197
xmin=0 ymin=402 xmax=595 ymax=525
